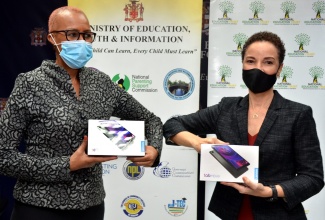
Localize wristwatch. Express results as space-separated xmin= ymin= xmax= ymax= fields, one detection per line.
xmin=266 ymin=185 xmax=278 ymax=202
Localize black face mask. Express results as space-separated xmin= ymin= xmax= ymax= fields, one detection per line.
xmin=242 ymin=68 xmax=277 ymax=94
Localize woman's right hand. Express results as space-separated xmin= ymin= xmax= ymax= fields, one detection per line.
xmin=69 ymin=136 xmax=118 ymax=171
xmin=170 ymin=131 xmax=228 ymax=153
xmin=193 ymin=137 xmax=228 ymax=153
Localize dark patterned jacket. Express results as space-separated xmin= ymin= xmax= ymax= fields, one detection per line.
xmin=163 ymin=91 xmax=324 ymax=220
xmin=0 ymin=60 xmax=163 ymax=210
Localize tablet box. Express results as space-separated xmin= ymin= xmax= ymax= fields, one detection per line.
xmin=200 ymin=144 xmax=259 ymax=183
xmin=88 ymin=120 xmax=146 ymax=156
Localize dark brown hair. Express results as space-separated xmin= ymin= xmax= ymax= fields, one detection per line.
xmin=241 ymin=31 xmax=286 ymax=64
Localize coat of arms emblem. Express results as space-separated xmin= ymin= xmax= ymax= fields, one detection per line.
xmin=30 ymin=28 xmax=47 ymax=46
xmin=124 ymin=0 xmax=144 ymax=22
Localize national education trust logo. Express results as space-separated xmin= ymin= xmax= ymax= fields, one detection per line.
xmin=211 ymin=0 xmax=238 ymax=25
xmin=242 ymin=1 xmax=269 ymax=25
xmin=164 ymin=198 xmax=188 ymax=217
xmin=226 ymin=33 xmax=248 ymax=56
xmin=163 ymin=68 xmax=195 ymax=100
xmin=288 ymin=33 xmax=315 ymax=57
xmin=210 ymin=65 xmax=236 ymax=89
xmin=301 ymin=66 xmax=325 ymax=90
xmin=273 ymin=1 xmax=300 ymax=25
xmin=274 ymin=66 xmax=297 ymax=90
xmin=122 ymin=160 xmax=145 ymax=180
xmin=304 ymin=1 xmax=325 ymax=25
xmin=121 ymin=195 xmax=145 ymax=218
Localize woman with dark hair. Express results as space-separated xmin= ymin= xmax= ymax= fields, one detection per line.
xmin=163 ymin=31 xmax=324 ymax=219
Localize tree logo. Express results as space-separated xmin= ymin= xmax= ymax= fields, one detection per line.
xmin=234 ymin=33 xmax=247 ymax=51
xmin=210 ymin=65 xmax=236 ymax=89
xmin=273 ymin=1 xmax=300 ymax=25
xmin=304 ymin=1 xmax=325 ymax=25
xmin=274 ymin=66 xmax=297 ymax=89
xmin=302 ymin=66 xmax=325 ymax=89
xmin=226 ymin=33 xmax=248 ymax=56
xmin=295 ymin=33 xmax=310 ymax=51
xmin=220 ymin=0 xmax=234 ymax=18
xmin=309 ymin=66 xmax=324 ymax=84
xmin=313 ymin=1 xmax=325 ymax=19
xmin=250 ymin=1 xmax=265 ymax=19
xmin=219 ymin=65 xmax=232 ymax=82
xmin=282 ymin=1 xmax=296 ymax=19
xmin=288 ymin=33 xmax=315 ymax=57
xmin=280 ymin=66 xmax=293 ymax=83
xmin=212 ymin=0 xmax=238 ymax=25
xmin=242 ymin=1 xmax=269 ymax=25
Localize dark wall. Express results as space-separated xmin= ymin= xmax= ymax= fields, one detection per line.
xmin=0 ymin=0 xmax=67 ymax=97
xmin=0 ymin=2 xmax=67 ymax=219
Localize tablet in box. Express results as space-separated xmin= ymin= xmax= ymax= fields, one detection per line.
xmin=200 ymin=144 xmax=259 ymax=183
xmin=88 ymin=120 xmax=145 ymax=156
xmin=209 ymin=145 xmax=249 ymax=178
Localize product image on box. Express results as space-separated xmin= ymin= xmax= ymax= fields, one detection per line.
xmin=210 ymin=145 xmax=250 ymax=178
xmin=97 ymin=120 xmax=135 ymax=150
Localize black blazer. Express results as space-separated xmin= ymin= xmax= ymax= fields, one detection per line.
xmin=163 ymin=90 xmax=324 ymax=220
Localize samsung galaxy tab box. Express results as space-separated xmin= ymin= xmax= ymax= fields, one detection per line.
xmin=88 ymin=120 xmax=146 ymax=156
xmin=200 ymin=144 xmax=259 ymax=183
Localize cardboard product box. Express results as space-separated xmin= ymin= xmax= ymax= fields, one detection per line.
xmin=88 ymin=120 xmax=146 ymax=156
xmin=200 ymin=144 xmax=259 ymax=183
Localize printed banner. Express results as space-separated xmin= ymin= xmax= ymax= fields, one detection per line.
xmin=69 ymin=0 xmax=203 ymax=219
xmin=206 ymin=1 xmax=325 ymax=219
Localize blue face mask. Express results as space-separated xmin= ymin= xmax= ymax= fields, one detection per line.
xmin=59 ymin=40 xmax=93 ymax=69
xmin=50 ymin=34 xmax=93 ymax=69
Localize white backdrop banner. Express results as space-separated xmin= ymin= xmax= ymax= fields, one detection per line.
xmin=206 ymin=0 xmax=325 ymax=219
xmin=69 ymin=0 xmax=203 ymax=219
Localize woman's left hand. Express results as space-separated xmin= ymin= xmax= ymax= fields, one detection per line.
xmin=221 ymin=176 xmax=271 ymax=198
xmin=126 ymin=145 xmax=158 ymax=167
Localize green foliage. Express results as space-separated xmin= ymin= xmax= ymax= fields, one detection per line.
xmin=249 ymin=1 xmax=265 ymax=14
xmin=168 ymin=79 xmax=189 ymax=86
xmin=218 ymin=65 xmax=232 ymax=78
xmin=313 ymin=1 xmax=325 ymax=17
xmin=295 ymin=33 xmax=310 ymax=47
xmin=219 ymin=1 xmax=234 ymax=14
xmin=281 ymin=1 xmax=296 ymax=16
xmin=281 ymin=66 xmax=293 ymax=78
xmin=309 ymin=66 xmax=324 ymax=78
xmin=233 ymin=33 xmax=248 ymax=50
xmin=280 ymin=66 xmax=293 ymax=82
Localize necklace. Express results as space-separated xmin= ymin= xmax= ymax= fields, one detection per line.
xmin=252 ymin=112 xmax=259 ymax=119
xmin=251 ymin=105 xmax=262 ymax=119
xmin=249 ymin=96 xmax=273 ymax=119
